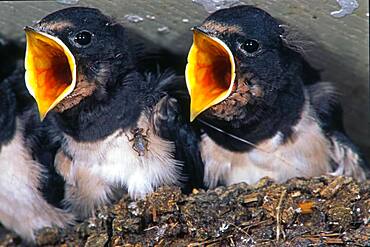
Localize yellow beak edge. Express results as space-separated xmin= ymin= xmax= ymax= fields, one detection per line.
xmin=185 ymin=29 xmax=236 ymax=122
xmin=25 ymin=27 xmax=77 ymax=120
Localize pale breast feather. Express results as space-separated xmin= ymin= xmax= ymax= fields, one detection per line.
xmin=201 ymin=98 xmax=333 ymax=188
xmin=0 ymin=120 xmax=73 ymax=242
xmin=56 ymin=114 xmax=181 ymax=217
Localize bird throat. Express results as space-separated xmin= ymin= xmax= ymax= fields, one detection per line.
xmin=54 ymin=77 xmax=97 ymax=113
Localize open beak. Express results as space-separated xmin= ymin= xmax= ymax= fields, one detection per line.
xmin=185 ymin=28 xmax=236 ymax=122
xmin=24 ymin=26 xmax=76 ymax=120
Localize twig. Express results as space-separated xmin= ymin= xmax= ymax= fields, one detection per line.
xmin=228 ymin=222 xmax=254 ymax=244
xmin=305 ymin=236 xmax=344 ymax=244
xmin=243 ymin=219 xmax=272 ymax=232
xmin=229 ymin=236 xmax=235 ymax=247
xmin=228 ymin=222 xmax=251 ymax=237
xmin=143 ymin=225 xmax=159 ymax=231
xmin=276 ymin=189 xmax=287 ymax=243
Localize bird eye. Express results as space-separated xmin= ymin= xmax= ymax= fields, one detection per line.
xmin=73 ymin=30 xmax=93 ymax=47
xmin=240 ymin=39 xmax=260 ymax=54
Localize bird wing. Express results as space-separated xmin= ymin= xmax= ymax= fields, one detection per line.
xmin=306 ymin=82 xmax=368 ymax=179
xmin=147 ymin=73 xmax=205 ymax=192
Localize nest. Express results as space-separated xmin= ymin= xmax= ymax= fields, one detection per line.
xmin=1 ymin=176 xmax=369 ymax=246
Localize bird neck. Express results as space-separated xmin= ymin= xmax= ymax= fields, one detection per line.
xmin=200 ymin=79 xmax=305 ymax=152
xmin=51 ymin=71 xmax=144 ymax=142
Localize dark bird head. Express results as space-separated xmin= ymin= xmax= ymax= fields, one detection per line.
xmin=186 ymin=5 xmax=307 ymax=130
xmin=24 ymin=7 xmax=134 ymax=120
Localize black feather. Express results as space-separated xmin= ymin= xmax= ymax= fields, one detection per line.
xmin=0 ymin=77 xmax=16 ymax=144
xmin=0 ymin=36 xmax=21 ymax=144
xmin=52 ymin=70 xmax=143 ymax=142
xmin=0 ymin=35 xmax=23 ymax=82
xmin=22 ymin=110 xmax=65 ymax=208
xmin=153 ymin=95 xmax=205 ymax=192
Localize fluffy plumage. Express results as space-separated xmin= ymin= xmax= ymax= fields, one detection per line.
xmin=26 ymin=7 xmax=203 ymax=218
xmin=0 ymin=67 xmax=72 ymax=242
xmin=184 ymin=5 xmax=367 ymax=187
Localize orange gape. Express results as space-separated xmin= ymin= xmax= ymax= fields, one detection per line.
xmin=32 ymin=40 xmax=72 ymax=105
xmin=25 ymin=28 xmax=76 ymax=120
xmin=185 ymin=29 xmax=236 ymax=121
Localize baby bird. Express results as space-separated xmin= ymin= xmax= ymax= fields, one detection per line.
xmin=184 ymin=5 xmax=367 ymax=188
xmin=24 ymin=7 xmax=203 ymax=218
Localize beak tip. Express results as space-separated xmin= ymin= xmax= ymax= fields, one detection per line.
xmin=24 ymin=26 xmax=33 ymax=32
xmin=39 ymin=112 xmax=47 ymax=122
xmin=37 ymin=106 xmax=49 ymax=122
xmin=190 ymin=111 xmax=198 ymax=122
